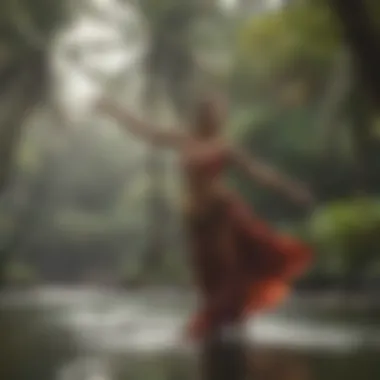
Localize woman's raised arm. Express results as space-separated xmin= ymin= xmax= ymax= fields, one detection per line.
xmin=230 ymin=147 xmax=314 ymax=207
xmin=97 ymin=97 xmax=188 ymax=148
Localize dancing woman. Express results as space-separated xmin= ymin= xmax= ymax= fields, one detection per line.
xmin=96 ymin=96 xmax=313 ymax=341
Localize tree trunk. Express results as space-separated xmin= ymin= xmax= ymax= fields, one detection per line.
xmin=0 ymin=51 xmax=47 ymax=193
xmin=328 ymin=0 xmax=380 ymax=108
xmin=0 ymin=52 xmax=47 ymax=286
xmin=0 ymin=135 xmax=61 ymax=287
xmin=317 ymin=48 xmax=352 ymax=158
xmin=141 ymin=80 xmax=169 ymax=280
xmin=348 ymin=80 xmax=375 ymax=194
xmin=144 ymin=150 xmax=169 ymax=274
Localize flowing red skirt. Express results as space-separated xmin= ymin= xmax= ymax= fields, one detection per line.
xmin=184 ymin=191 xmax=312 ymax=340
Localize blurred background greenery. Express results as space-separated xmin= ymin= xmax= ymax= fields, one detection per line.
xmin=1 ymin=0 xmax=380 ymax=379
xmin=1 ymin=0 xmax=380 ymax=290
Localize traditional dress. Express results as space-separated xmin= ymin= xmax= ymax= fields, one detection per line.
xmin=183 ymin=149 xmax=312 ymax=340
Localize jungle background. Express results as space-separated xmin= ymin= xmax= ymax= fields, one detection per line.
xmin=1 ymin=0 xmax=380 ymax=380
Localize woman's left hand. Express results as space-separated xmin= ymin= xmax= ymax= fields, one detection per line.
xmin=292 ymin=187 xmax=316 ymax=209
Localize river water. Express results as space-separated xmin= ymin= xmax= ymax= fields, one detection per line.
xmin=0 ymin=286 xmax=379 ymax=380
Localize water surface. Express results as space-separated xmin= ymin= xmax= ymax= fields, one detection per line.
xmin=1 ymin=286 xmax=379 ymax=380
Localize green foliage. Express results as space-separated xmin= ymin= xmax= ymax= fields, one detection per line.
xmin=311 ymin=198 xmax=380 ymax=243
xmin=227 ymin=0 xmax=380 ymax=281
xmin=233 ymin=2 xmax=341 ymax=104
xmin=139 ymin=0 xmax=203 ymax=31
xmin=17 ymin=136 xmax=43 ymax=175
xmin=239 ymin=6 xmax=335 ymax=64
xmin=366 ymin=0 xmax=380 ymax=30
xmin=4 ymin=261 xmax=38 ymax=285
xmin=0 ymin=0 xmax=71 ymax=200
xmin=309 ymin=198 xmax=380 ymax=275
xmin=0 ymin=0 xmax=69 ymax=54
xmin=0 ymin=0 xmax=379 ymax=288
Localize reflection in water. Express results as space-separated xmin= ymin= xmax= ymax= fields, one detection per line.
xmin=57 ymin=357 xmax=113 ymax=380
xmin=0 ymin=287 xmax=379 ymax=380
xmin=0 ymin=306 xmax=77 ymax=380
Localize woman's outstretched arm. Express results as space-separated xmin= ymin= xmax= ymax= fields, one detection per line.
xmin=230 ymin=148 xmax=314 ymax=206
xmin=96 ymin=97 xmax=188 ymax=148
